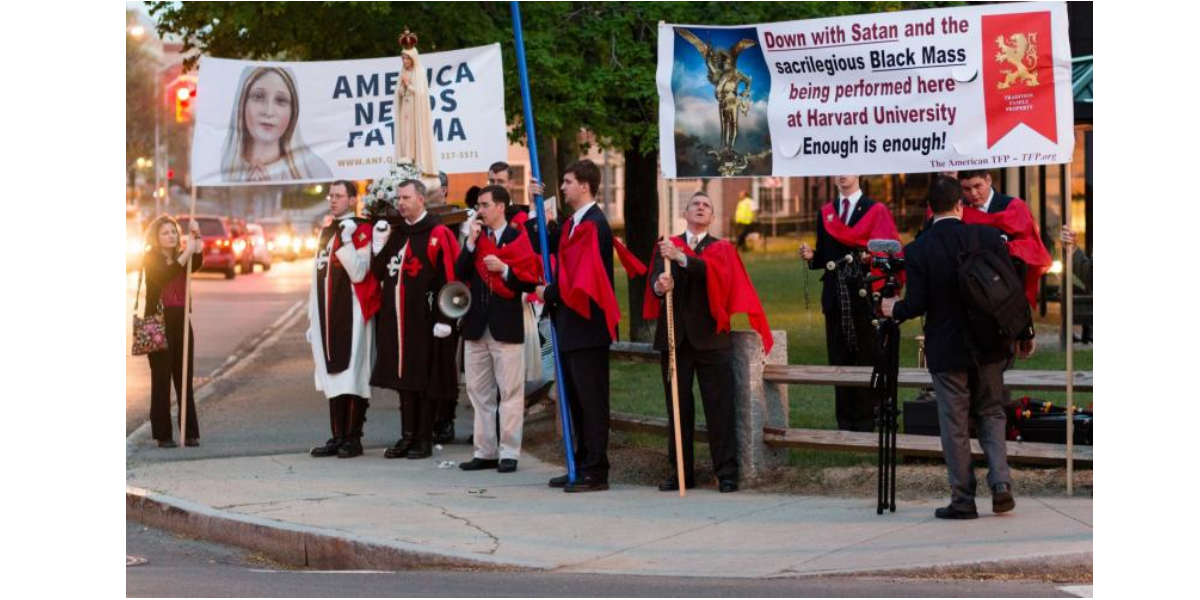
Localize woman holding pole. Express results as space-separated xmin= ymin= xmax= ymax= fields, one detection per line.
xmin=140 ymin=216 xmax=204 ymax=447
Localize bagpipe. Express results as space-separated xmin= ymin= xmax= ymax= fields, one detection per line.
xmin=1006 ymin=396 xmax=1093 ymax=446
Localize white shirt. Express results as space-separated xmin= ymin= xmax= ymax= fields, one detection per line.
xmin=838 ymin=189 xmax=864 ymax=223
xmin=570 ymin=201 xmax=597 ymax=237
xmin=405 ymin=211 xmax=428 ymax=226
xmin=490 ymin=225 xmax=507 ymax=246
xmin=977 ymin=188 xmax=995 ymax=213
xmin=466 ymin=222 xmax=510 ymax=280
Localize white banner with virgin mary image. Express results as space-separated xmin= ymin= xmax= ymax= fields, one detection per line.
xmin=191 ymin=44 xmax=507 ymax=186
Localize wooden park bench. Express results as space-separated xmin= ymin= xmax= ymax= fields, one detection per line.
xmin=760 ymin=365 xmax=1092 ymax=466
xmin=606 ymin=339 xmax=1091 ymax=468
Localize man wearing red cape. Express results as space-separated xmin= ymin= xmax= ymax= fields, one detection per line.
xmin=800 ymin=175 xmax=902 ymax=432
xmin=370 ymin=179 xmax=461 ymax=461
xmin=455 ymin=185 xmax=542 ymax=474
xmin=956 ymin=170 xmax=1052 ymax=308
xmin=643 ymin=192 xmax=772 ymax=494
xmin=536 ymin=160 xmax=616 ymax=493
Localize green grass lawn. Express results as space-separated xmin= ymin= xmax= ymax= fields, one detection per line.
xmin=609 ymin=241 xmax=1093 ymax=468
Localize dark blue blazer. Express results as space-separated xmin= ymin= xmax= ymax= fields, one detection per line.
xmin=543 ymin=203 xmax=616 ymax=352
xmin=893 ymin=218 xmax=1019 ymax=373
xmin=455 ymin=224 xmax=538 ymax=344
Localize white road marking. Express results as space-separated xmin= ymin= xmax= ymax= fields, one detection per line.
xmin=1059 ymin=585 xmax=1093 ymax=597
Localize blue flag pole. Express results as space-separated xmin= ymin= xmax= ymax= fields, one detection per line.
xmin=511 ymin=1 xmax=577 ymax=484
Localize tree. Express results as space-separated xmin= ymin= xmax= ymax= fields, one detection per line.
xmin=127 ymin=10 xmax=158 ymax=183
xmin=149 ymin=1 xmax=952 ymax=336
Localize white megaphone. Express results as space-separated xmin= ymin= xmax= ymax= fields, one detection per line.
xmin=436 ymin=281 xmax=472 ymax=319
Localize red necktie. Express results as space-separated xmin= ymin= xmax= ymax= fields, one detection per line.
xmin=841 ymin=198 xmax=850 ymax=224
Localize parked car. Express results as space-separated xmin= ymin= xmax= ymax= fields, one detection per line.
xmin=245 ymin=223 xmax=273 ymax=271
xmin=257 ymin=219 xmax=299 ymax=262
xmin=176 ymin=215 xmax=252 ymax=279
xmin=226 ymin=218 xmax=257 ymax=275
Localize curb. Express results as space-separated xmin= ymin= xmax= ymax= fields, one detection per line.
xmin=828 ymin=552 xmax=1093 ymax=581
xmin=126 ymin=300 xmax=305 ymax=456
xmin=126 ymin=485 xmax=553 ymax=572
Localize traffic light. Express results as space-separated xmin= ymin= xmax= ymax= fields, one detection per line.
xmin=172 ymin=76 xmax=198 ymax=123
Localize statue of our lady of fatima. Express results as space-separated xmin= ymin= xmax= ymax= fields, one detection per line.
xmin=394 ymin=28 xmax=440 ymax=178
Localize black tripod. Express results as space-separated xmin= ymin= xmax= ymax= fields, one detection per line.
xmin=865 ymin=242 xmax=904 ymax=515
xmin=871 ymin=316 xmax=900 ymax=514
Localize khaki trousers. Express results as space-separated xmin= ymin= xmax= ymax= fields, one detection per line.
xmin=464 ymin=328 xmax=525 ymax=460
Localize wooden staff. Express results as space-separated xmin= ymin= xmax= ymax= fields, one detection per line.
xmin=664 ymin=250 xmax=686 ymax=498
xmin=1064 ymin=200 xmax=1075 ymax=495
xmin=180 ymin=184 xmax=197 ymax=446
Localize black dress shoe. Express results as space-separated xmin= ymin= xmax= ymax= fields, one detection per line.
xmin=934 ymin=505 xmax=979 ymax=520
xmin=337 ymin=439 xmax=363 ymax=458
xmin=184 ymin=438 xmax=200 ymax=447
xmin=157 ymin=440 xmax=177 ymax=448
xmin=406 ymin=441 xmax=432 ymax=459
xmin=310 ymin=438 xmax=342 ymax=457
xmin=548 ymin=473 xmax=570 ymax=488
xmin=459 ymin=458 xmax=499 ymax=471
xmin=718 ymin=478 xmax=739 ymax=493
xmin=991 ymin=483 xmax=1016 ymax=514
xmin=384 ymin=439 xmax=413 ymax=459
xmin=498 ymin=459 xmax=518 ymax=473
xmin=657 ymin=477 xmax=696 ymax=492
xmin=433 ymin=422 xmax=455 ymax=445
xmin=565 ymin=477 xmax=609 ymax=493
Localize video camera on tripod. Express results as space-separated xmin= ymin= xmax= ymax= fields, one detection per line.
xmin=863 ymin=239 xmax=906 ymax=318
xmin=864 ymin=238 xmax=905 ymax=515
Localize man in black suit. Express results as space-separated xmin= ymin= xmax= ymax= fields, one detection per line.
xmin=799 ymin=175 xmax=887 ymax=432
xmin=883 ymin=176 xmax=1036 ymax=520
xmin=648 ymin=192 xmax=739 ymax=493
xmin=536 ymin=159 xmax=615 ymax=493
xmin=456 ymin=186 xmax=540 ymax=474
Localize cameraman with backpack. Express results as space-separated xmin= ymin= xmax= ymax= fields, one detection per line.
xmin=882 ymin=176 xmax=1035 ymax=520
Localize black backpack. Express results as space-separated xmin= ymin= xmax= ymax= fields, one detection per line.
xmin=955 ymin=226 xmax=1031 ymax=358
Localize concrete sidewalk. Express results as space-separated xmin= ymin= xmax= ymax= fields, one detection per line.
xmin=125 ymin=314 xmax=1092 ymax=578
xmin=126 ymin=443 xmax=1091 ymax=578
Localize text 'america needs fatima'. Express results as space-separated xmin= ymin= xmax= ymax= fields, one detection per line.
xmin=333 ymin=62 xmax=477 ymax=149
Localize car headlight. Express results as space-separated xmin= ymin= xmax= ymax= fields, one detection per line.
xmin=128 ymin=238 xmax=144 ymax=256
xmin=292 ymin=238 xmax=303 ymax=253
xmin=233 ymin=239 xmax=246 ymax=254
xmin=277 ymin=234 xmax=292 ymax=248
xmin=305 ymin=236 xmax=318 ymax=251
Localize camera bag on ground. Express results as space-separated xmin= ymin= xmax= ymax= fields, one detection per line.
xmin=955 ymin=225 xmax=1031 ymax=358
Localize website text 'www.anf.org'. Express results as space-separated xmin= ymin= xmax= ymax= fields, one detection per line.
xmin=336 ymin=156 xmax=394 ymax=168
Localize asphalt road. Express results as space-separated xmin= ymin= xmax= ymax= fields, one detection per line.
xmin=125 ymin=521 xmax=1078 ymax=598
xmin=125 ymin=257 xmax=312 ymax=435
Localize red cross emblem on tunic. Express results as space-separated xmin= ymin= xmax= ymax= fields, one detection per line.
xmin=402 ymin=253 xmax=422 ymax=277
